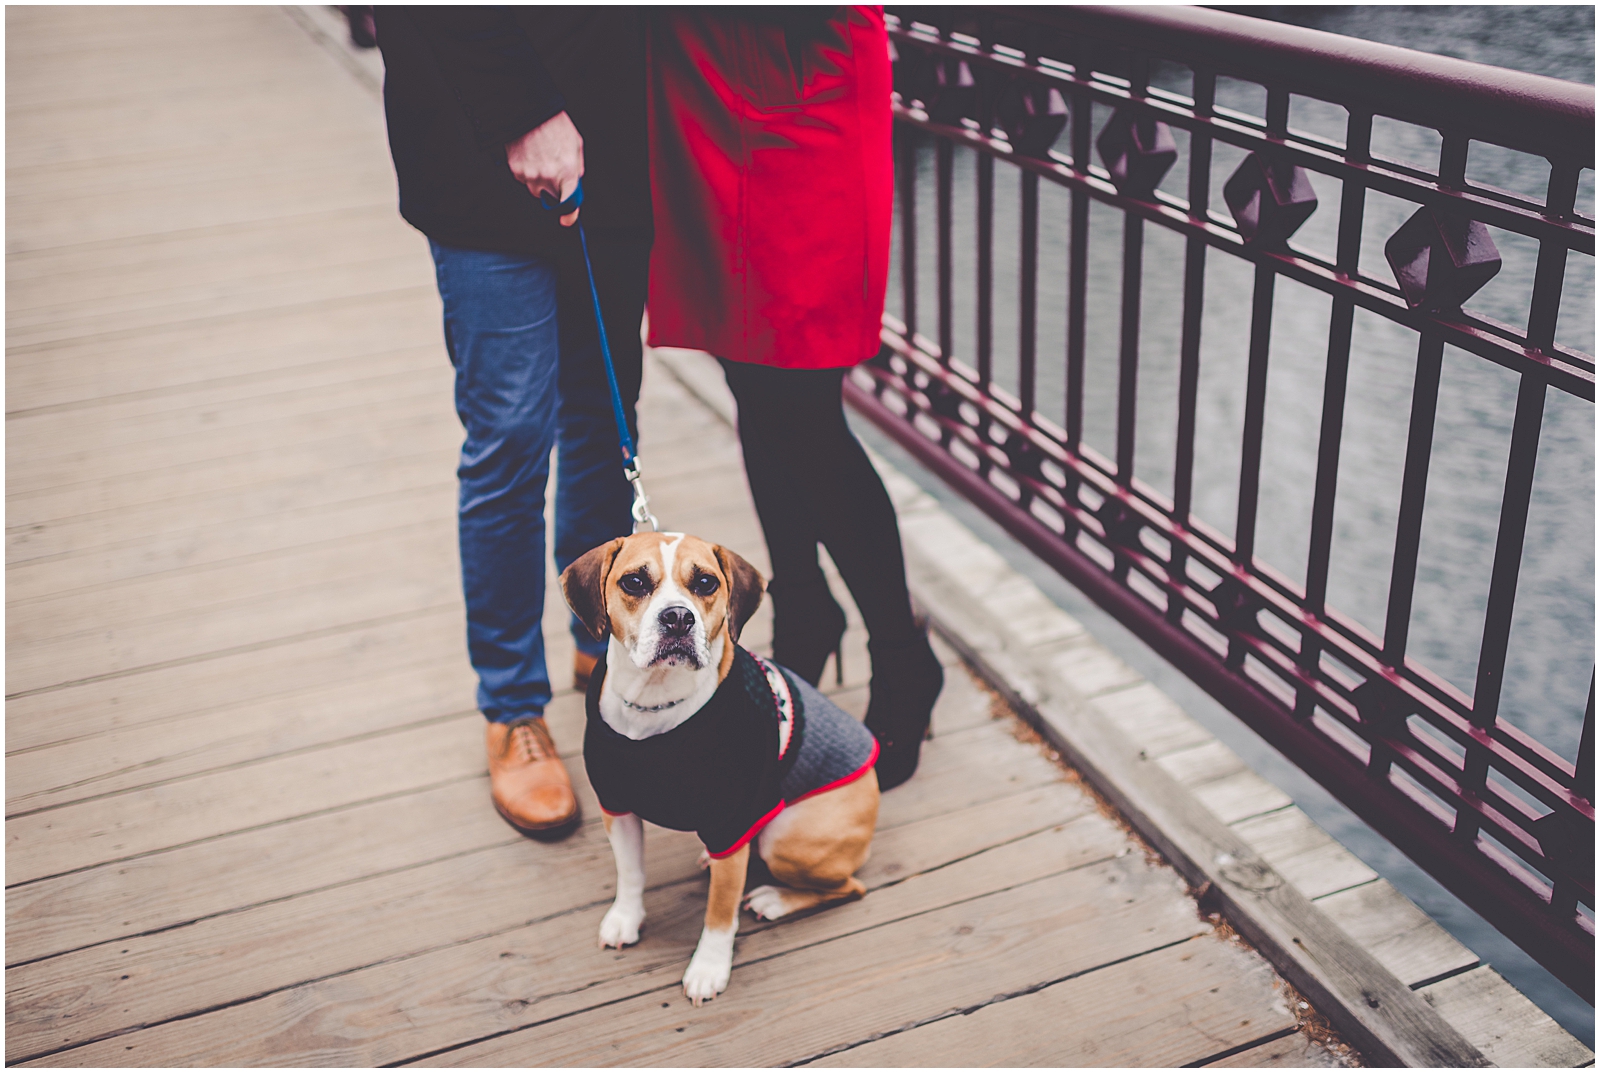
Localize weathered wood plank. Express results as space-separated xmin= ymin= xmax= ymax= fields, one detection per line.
xmin=10 ymin=515 xmax=456 ymax=648
xmin=12 ymin=786 xmax=1118 ymax=1066
xmin=7 ymin=247 xmax=425 ymax=350
xmin=899 ymin=493 xmax=1488 ymax=1066
xmin=5 ymin=714 xmax=481 ymax=885
xmin=6 ymin=607 xmax=466 ymax=752
xmin=6 ymin=449 xmax=443 ymax=574
xmin=7 ymin=529 xmax=460 ymax=696
xmin=1206 ymin=1031 xmax=1356 ymax=1067
xmin=1313 ymin=880 xmax=1480 ymax=989
xmin=1089 ymin=680 xmax=1215 ymax=760
xmin=7 ymin=481 xmax=456 ymax=605
xmin=808 ymin=934 xmax=1298 ymax=1067
xmin=1229 ymin=807 xmax=1378 ymax=900
xmin=1156 ymin=741 xmax=1294 ymax=824
xmin=6 ymin=362 xmax=449 ymax=486
xmin=7 ymin=344 xmax=441 ymax=452
xmin=1420 ymin=966 xmax=1595 ymax=1068
xmin=7 ymin=655 xmax=474 ymax=813
xmin=5 ymin=714 xmax=1061 ymax=968
xmin=418 ymin=854 xmax=1209 ymax=1068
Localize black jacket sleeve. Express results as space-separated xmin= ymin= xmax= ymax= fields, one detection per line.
xmin=411 ymin=6 xmax=566 ymax=150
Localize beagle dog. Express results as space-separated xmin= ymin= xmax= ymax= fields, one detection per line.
xmin=561 ymin=532 xmax=879 ymax=1006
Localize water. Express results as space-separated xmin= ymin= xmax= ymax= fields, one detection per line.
xmin=876 ymin=6 xmax=1594 ymax=1042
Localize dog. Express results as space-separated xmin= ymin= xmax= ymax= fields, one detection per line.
xmin=561 ymin=531 xmax=880 ymax=1006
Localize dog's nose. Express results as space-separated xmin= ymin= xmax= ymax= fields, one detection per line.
xmin=659 ymin=606 xmax=695 ymax=637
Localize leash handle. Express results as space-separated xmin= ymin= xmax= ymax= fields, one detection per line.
xmin=541 ymin=179 xmax=659 ymax=533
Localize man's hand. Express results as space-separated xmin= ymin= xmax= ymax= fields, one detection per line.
xmin=506 ymin=110 xmax=583 ymax=226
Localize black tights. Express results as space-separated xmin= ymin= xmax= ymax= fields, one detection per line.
xmin=719 ymin=360 xmax=918 ymax=647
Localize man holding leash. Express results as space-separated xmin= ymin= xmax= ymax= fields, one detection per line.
xmin=375 ymin=8 xmax=651 ymax=840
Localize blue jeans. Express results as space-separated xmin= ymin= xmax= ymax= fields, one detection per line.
xmin=430 ymin=234 xmax=647 ymax=723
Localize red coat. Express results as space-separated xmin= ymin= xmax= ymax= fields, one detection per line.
xmin=645 ymin=8 xmax=893 ymax=369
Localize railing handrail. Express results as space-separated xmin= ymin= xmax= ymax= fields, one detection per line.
xmin=971 ymin=5 xmax=1596 ymax=164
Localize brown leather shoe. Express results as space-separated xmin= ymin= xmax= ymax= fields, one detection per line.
xmin=574 ymin=650 xmax=599 ymax=693
xmin=486 ymin=718 xmax=581 ymax=841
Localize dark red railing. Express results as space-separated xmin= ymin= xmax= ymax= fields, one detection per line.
xmin=848 ymin=6 xmax=1594 ymax=998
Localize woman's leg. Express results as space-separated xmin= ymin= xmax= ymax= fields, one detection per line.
xmin=719 ymin=361 xmax=941 ymax=789
xmin=719 ymin=361 xmax=921 ymax=648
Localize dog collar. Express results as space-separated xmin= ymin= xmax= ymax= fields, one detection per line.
xmin=619 ymin=694 xmax=689 ymax=713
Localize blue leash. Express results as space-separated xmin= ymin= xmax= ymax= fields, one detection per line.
xmin=542 ymin=180 xmax=658 ymax=532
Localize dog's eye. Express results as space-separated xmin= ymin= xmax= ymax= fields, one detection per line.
xmin=690 ymin=573 xmax=720 ymax=597
xmin=619 ymin=572 xmax=651 ymax=596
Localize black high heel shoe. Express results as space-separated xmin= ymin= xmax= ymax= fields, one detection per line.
xmin=769 ymin=577 xmax=847 ymax=687
xmin=864 ymin=631 xmax=943 ymax=791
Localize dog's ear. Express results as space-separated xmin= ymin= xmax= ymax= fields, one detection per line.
xmin=561 ymin=538 xmax=625 ymax=642
xmin=714 ymin=545 xmax=765 ymax=644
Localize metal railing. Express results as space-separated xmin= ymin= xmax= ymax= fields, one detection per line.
xmin=847 ymin=5 xmax=1595 ymax=997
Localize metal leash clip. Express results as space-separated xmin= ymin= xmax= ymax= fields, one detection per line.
xmin=624 ymin=460 xmax=659 ymax=534
xmin=541 ymin=179 xmax=659 ymax=534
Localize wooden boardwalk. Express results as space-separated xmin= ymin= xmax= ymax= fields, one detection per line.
xmin=7 ymin=8 xmax=1351 ymax=1066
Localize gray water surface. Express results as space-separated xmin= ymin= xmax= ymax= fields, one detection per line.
xmin=879 ymin=5 xmax=1594 ymax=1042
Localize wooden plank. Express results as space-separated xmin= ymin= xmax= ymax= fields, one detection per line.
xmin=5 ymin=714 xmax=481 ymax=885
xmin=6 ymin=776 xmax=516 ymax=968
xmin=7 ymin=288 xmax=439 ymax=412
xmin=7 ymin=254 xmax=432 ymax=355
xmin=5 ymin=715 xmax=1069 ymax=968
xmin=1313 ymin=880 xmax=1480 ymax=988
xmin=1157 ymin=741 xmax=1293 ymax=822
xmin=899 ymin=502 xmax=1490 ymax=1066
xmin=4 ymin=205 xmax=410 ymax=294
xmin=6 ymin=655 xmax=474 ymax=813
xmin=5 ymin=786 xmax=672 ymax=1065
xmin=808 ymin=934 xmax=1298 ymax=1067
xmin=1229 ymin=807 xmax=1378 ymax=900
xmin=6 ymin=607 xmax=466 ymax=752
xmin=1206 ymin=1032 xmax=1356 ymax=1067
xmin=7 ymin=413 xmax=457 ymax=542
xmin=10 ymin=511 xmax=454 ymax=645
xmin=12 ymin=785 xmax=1119 ymax=1066
xmin=5 ymin=443 xmax=442 ymax=571
xmin=7 ymin=481 xmax=456 ymax=605
xmin=417 ymin=854 xmax=1209 ymax=1068
xmin=6 ymin=347 xmax=443 ymax=459
xmin=1089 ymin=680 xmax=1215 ymax=760
xmin=8 ymin=567 xmax=459 ymax=700
xmin=1419 ymin=966 xmax=1595 ymax=1068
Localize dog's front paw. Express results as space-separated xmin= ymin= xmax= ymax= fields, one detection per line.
xmin=742 ymin=884 xmax=794 ymax=921
xmin=682 ymin=925 xmax=736 ymax=1006
xmin=682 ymin=955 xmax=730 ymax=1006
xmin=598 ymin=901 xmax=645 ymax=949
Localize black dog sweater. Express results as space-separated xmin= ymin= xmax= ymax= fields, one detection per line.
xmin=584 ymin=644 xmax=879 ymax=858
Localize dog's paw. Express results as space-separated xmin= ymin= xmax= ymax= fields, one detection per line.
xmin=682 ymin=924 xmax=736 ymax=1007
xmin=696 ymin=849 xmax=711 ymax=871
xmin=742 ymin=884 xmax=795 ymax=921
xmin=682 ymin=954 xmax=731 ymax=1007
xmin=598 ymin=901 xmax=645 ymax=949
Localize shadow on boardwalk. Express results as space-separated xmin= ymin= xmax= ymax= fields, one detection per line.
xmin=6 ymin=7 xmax=1352 ymax=1066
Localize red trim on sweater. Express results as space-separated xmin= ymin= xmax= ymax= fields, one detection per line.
xmin=706 ymin=800 xmax=787 ymax=859
xmin=599 ymin=806 xmax=631 ymax=818
xmin=788 ymin=738 xmax=881 ymax=805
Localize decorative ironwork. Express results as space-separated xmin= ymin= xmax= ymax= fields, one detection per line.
xmin=855 ymin=6 xmax=1595 ymax=998
xmin=1097 ymin=108 xmax=1177 ymax=198
xmin=1385 ymin=207 xmax=1504 ymax=312
xmin=1223 ymin=154 xmax=1319 ymax=249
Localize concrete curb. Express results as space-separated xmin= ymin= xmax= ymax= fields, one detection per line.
xmin=650 ymin=346 xmax=1592 ymax=1069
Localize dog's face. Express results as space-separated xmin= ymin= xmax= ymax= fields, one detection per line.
xmin=561 ymin=533 xmax=764 ymax=672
